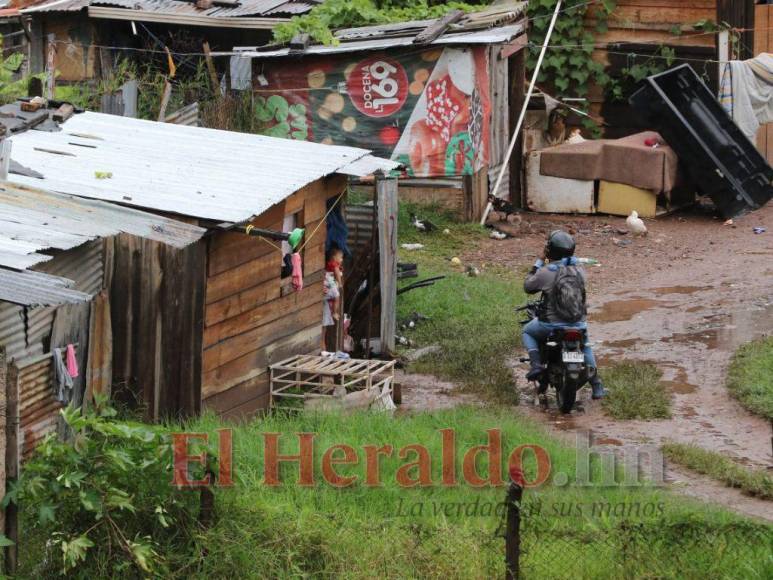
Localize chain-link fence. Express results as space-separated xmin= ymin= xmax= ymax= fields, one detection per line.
xmin=500 ymin=484 xmax=773 ymax=579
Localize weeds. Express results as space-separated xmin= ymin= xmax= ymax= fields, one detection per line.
xmin=663 ymin=442 xmax=773 ymax=500
xmin=727 ymin=337 xmax=773 ymax=420
xmin=601 ymin=362 xmax=671 ymax=420
xmin=396 ymin=203 xmax=522 ymax=402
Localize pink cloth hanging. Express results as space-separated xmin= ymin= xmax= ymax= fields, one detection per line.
xmin=291 ymin=252 xmax=303 ymax=291
xmin=65 ymin=344 xmax=79 ymax=378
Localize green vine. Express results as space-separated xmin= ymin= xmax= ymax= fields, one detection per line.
xmin=526 ymin=0 xmax=617 ymax=98
xmin=272 ymin=0 xmax=490 ymax=46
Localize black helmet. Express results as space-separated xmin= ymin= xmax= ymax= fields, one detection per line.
xmin=546 ymin=230 xmax=576 ymax=260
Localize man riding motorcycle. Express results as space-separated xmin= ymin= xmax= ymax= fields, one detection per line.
xmin=522 ymin=230 xmax=607 ymax=400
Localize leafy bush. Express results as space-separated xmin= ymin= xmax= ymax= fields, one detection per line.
xmin=273 ymin=0 xmax=489 ymax=45
xmin=9 ymin=397 xmax=203 ymax=577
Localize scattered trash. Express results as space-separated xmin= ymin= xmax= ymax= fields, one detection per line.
xmin=643 ymin=136 xmax=661 ymax=148
xmin=615 ymin=228 xmax=629 ymax=235
xmin=403 ymin=344 xmax=442 ymax=362
xmin=626 ymin=210 xmax=648 ymax=236
xmin=466 ymin=266 xmax=480 ymax=277
xmin=490 ymin=230 xmax=507 ymax=240
xmin=724 ymin=219 xmax=734 ymax=226
xmin=442 ymin=228 xmax=450 ymax=234
xmin=401 ymin=243 xmax=424 ymax=251
xmin=450 ymin=257 xmax=462 ymax=265
xmin=94 ymin=171 xmax=113 ymax=179
xmin=397 ymin=262 xmax=418 ymax=279
xmin=396 ymin=335 xmax=414 ymax=347
xmin=397 ymin=276 xmax=445 ymax=296
xmin=753 ymin=226 xmax=766 ymax=234
xmin=613 ymin=237 xmax=632 ymax=247
xmin=578 ymin=257 xmax=599 ymax=265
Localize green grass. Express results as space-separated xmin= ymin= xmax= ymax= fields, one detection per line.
xmin=395 ymin=203 xmax=524 ymax=402
xmin=663 ymin=442 xmax=773 ymax=500
xmin=601 ymin=362 xmax=671 ymax=420
xmin=727 ymin=337 xmax=773 ymax=420
xmin=176 ymin=408 xmax=769 ymax=579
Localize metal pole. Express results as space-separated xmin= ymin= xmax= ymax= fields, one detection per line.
xmin=481 ymin=0 xmax=564 ymax=225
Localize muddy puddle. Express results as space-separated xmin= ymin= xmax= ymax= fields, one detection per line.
xmin=396 ymin=371 xmax=482 ymax=413
xmin=590 ymin=298 xmax=665 ymax=322
xmin=662 ymin=304 xmax=773 ymax=352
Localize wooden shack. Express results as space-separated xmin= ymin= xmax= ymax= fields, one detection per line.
xmin=7 ymin=110 xmax=396 ymax=420
xmin=227 ymin=2 xmax=529 ymax=220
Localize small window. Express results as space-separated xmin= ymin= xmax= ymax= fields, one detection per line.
xmin=280 ymin=212 xmax=298 ymax=278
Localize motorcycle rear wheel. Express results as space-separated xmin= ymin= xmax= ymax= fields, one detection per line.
xmin=555 ymin=374 xmax=577 ymax=414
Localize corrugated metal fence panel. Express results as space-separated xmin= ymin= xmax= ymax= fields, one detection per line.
xmin=17 ymin=354 xmax=61 ymax=459
xmin=346 ymin=204 xmax=374 ymax=256
xmin=165 ymin=102 xmax=201 ymax=126
xmin=0 ymin=241 xmax=104 ymax=362
xmin=488 ymin=44 xmax=510 ymax=199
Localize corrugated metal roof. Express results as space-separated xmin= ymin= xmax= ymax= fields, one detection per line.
xmin=7 ymin=111 xmax=398 ymax=223
xmin=22 ymin=0 xmax=316 ymax=16
xmin=231 ymin=22 xmax=527 ymax=58
xmin=0 ymin=180 xmax=205 ymax=272
xmin=0 ymin=268 xmax=91 ymax=306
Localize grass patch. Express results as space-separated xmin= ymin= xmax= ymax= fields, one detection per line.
xmin=184 ymin=408 xmax=766 ymax=579
xmin=601 ymin=362 xmax=671 ymax=420
xmin=396 ymin=203 xmax=524 ymax=401
xmin=663 ymin=442 xmax=773 ymax=500
xmin=727 ymin=336 xmax=773 ymax=420
xmin=18 ymin=408 xmax=772 ymax=578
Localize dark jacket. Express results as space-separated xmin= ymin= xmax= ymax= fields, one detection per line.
xmin=524 ymin=257 xmax=587 ymax=323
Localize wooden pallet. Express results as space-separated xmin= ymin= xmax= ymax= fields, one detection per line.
xmin=269 ymin=354 xmax=395 ymax=411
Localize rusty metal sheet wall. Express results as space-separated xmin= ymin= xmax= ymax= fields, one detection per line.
xmin=17 ymin=353 xmax=60 ymax=459
xmin=345 ymin=203 xmax=375 ymax=257
xmin=0 ymin=241 xmax=104 ymax=362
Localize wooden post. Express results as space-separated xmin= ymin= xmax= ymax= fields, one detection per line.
xmin=365 ymin=187 xmax=377 ymax=358
xmin=504 ymin=482 xmax=523 ymax=580
xmin=4 ymin=360 xmax=19 ymax=575
xmin=157 ymin=81 xmax=172 ymax=122
xmin=203 ymin=42 xmax=219 ymax=96
xmin=376 ymin=175 xmax=398 ymax=354
xmin=0 ymin=139 xmax=11 ymax=181
xmin=45 ymin=33 xmax=55 ymax=101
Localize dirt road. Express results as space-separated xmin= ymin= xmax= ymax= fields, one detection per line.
xmin=465 ymin=201 xmax=773 ymax=518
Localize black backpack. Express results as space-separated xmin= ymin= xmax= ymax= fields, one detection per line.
xmin=550 ymin=264 xmax=586 ymax=323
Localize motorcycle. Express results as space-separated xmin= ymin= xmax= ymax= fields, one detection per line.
xmin=517 ymin=301 xmax=589 ymax=414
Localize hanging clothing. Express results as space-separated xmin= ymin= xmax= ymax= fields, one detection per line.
xmin=291 ymin=252 xmax=304 ymax=291
xmin=53 ymin=347 xmax=74 ymax=404
xmin=325 ymin=198 xmax=351 ymax=258
xmin=66 ymin=343 xmax=79 ymax=378
xmin=719 ymin=53 xmax=773 ymax=141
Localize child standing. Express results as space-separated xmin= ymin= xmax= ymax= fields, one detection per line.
xmin=321 ymin=247 xmax=344 ymax=353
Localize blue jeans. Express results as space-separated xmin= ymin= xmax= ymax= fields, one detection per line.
xmin=522 ymin=319 xmax=597 ymax=368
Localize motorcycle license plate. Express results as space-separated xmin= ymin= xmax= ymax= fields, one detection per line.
xmin=562 ymin=351 xmax=584 ymax=363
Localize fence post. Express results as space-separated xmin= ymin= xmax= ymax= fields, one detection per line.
xmin=4 ymin=360 xmax=19 ymax=575
xmin=505 ymin=481 xmax=523 ymax=580
xmin=376 ymin=174 xmax=398 ymax=354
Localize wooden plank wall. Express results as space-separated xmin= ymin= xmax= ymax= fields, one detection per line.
xmin=754 ymin=4 xmax=773 ymax=165
xmin=110 ymin=235 xmax=206 ymax=421
xmin=202 ymin=175 xmax=346 ymax=418
xmin=584 ymin=0 xmax=718 ymax=135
